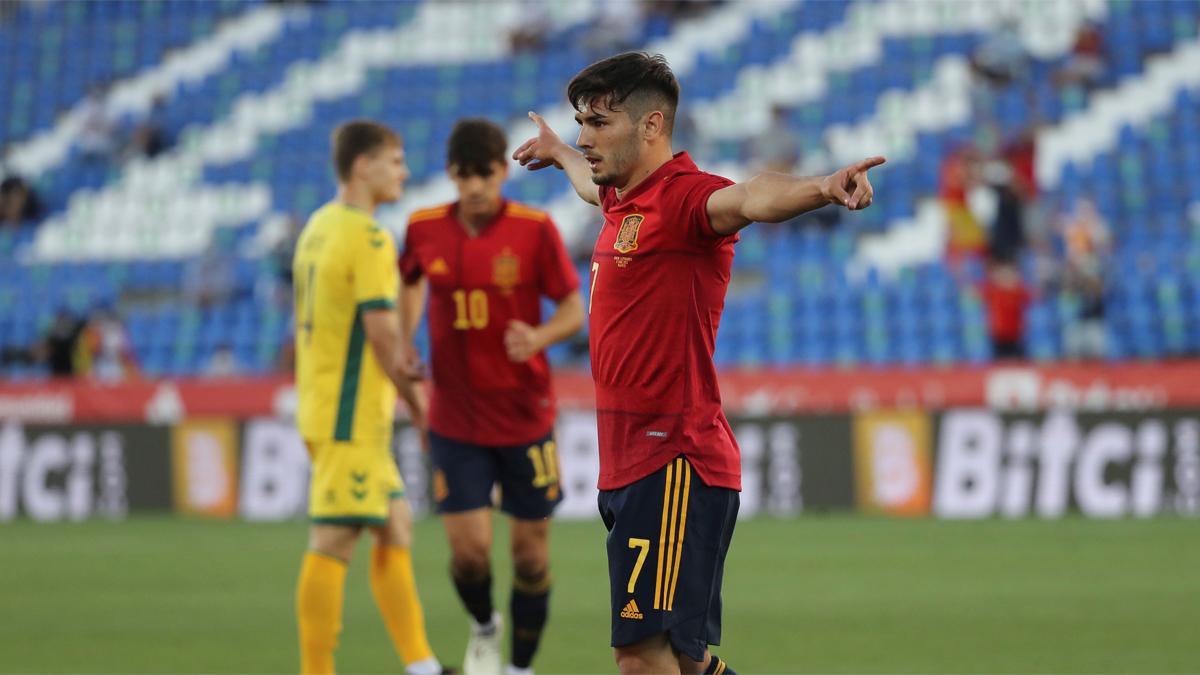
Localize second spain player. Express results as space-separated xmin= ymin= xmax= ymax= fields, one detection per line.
xmin=399 ymin=118 xmax=584 ymax=675
xmin=293 ymin=120 xmax=450 ymax=675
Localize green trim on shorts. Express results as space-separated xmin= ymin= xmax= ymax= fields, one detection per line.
xmin=388 ymin=489 xmax=406 ymax=499
xmin=311 ymin=516 xmax=387 ymax=527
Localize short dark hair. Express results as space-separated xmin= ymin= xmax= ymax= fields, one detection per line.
xmin=447 ymin=118 xmax=507 ymax=177
xmin=567 ymin=52 xmax=680 ymax=135
xmin=331 ymin=120 xmax=401 ymax=181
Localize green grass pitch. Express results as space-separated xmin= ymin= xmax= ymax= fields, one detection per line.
xmin=1 ymin=516 xmax=1197 ymax=674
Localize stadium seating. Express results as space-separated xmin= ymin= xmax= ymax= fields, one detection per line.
xmin=2 ymin=0 xmax=1200 ymax=378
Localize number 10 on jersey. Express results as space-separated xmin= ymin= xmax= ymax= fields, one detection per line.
xmin=452 ymin=289 xmax=488 ymax=330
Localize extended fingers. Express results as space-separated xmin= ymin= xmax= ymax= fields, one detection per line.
xmin=848 ymin=174 xmax=874 ymax=210
xmin=827 ymin=174 xmax=852 ymax=207
xmin=854 ymin=155 xmax=887 ymax=173
xmin=513 ymin=137 xmax=536 ymax=161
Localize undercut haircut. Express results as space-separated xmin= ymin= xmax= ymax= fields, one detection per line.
xmin=447 ymin=118 xmax=508 ymax=177
xmin=567 ymin=52 xmax=680 ymax=135
xmin=332 ymin=120 xmax=401 ymax=181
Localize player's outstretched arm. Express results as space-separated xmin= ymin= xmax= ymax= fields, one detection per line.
xmin=504 ymin=290 xmax=584 ymax=363
xmin=362 ymin=308 xmax=427 ymax=433
xmin=706 ymin=156 xmax=886 ymax=235
xmin=512 ymin=112 xmax=600 ymax=206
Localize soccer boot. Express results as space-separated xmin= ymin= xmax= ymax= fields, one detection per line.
xmin=463 ymin=611 xmax=503 ymax=675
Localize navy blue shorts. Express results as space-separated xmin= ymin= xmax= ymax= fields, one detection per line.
xmin=429 ymin=430 xmax=563 ymax=520
xmin=597 ymin=456 xmax=739 ymax=661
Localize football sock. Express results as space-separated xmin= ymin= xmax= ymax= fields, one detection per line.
xmin=296 ymin=550 xmax=347 ymax=675
xmin=509 ymin=569 xmax=551 ymax=669
xmin=369 ymin=545 xmax=436 ymax=667
xmin=703 ymin=654 xmax=735 ymax=675
xmin=452 ymin=568 xmax=494 ymax=626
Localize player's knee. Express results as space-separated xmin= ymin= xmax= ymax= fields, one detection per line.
xmin=512 ymin=555 xmax=547 ymax=583
xmin=375 ymin=520 xmax=411 ymax=549
xmin=309 ymin=526 xmax=359 ymax=561
xmin=510 ymin=532 xmax=549 ymax=576
xmin=450 ymin=552 xmax=490 ymax=582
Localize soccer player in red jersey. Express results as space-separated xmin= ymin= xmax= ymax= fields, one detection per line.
xmin=513 ymin=53 xmax=884 ymax=674
xmin=398 ymin=118 xmax=584 ymax=675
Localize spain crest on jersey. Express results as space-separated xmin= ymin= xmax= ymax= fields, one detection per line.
xmin=614 ymin=214 xmax=643 ymax=254
xmin=493 ymin=247 xmax=520 ymax=293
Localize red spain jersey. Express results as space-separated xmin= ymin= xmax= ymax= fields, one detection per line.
xmin=590 ymin=152 xmax=741 ymax=491
xmin=400 ymin=200 xmax=579 ymax=446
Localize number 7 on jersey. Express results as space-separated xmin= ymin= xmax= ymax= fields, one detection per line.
xmin=589 ymin=261 xmax=599 ymax=312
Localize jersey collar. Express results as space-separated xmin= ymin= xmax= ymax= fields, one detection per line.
xmin=451 ymin=198 xmax=508 ymax=238
xmin=612 ymin=151 xmax=697 ymax=204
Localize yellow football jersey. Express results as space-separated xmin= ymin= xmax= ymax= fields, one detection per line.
xmin=293 ymin=202 xmax=398 ymax=443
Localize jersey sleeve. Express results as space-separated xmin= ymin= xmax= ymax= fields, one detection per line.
xmin=672 ymin=172 xmax=736 ymax=246
xmin=398 ymin=220 xmax=423 ymax=284
xmin=537 ymin=217 xmax=581 ymax=301
xmin=354 ymin=224 xmax=399 ymax=310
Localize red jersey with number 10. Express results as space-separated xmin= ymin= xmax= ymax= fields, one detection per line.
xmin=400 ymin=200 xmax=579 ymax=446
xmin=589 ymin=152 xmax=742 ymax=491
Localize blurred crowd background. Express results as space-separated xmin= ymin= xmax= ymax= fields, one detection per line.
xmin=1 ymin=0 xmax=1199 ymax=382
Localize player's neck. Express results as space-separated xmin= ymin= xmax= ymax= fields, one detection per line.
xmin=615 ymin=145 xmax=675 ymax=200
xmin=455 ymin=201 xmax=503 ymax=236
xmin=336 ymin=184 xmax=377 ymax=214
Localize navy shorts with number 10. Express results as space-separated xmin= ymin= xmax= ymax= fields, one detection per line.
xmin=597 ymin=456 xmax=740 ymax=661
xmin=429 ymin=430 xmax=563 ymax=520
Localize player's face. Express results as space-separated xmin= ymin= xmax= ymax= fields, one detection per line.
xmin=575 ymin=97 xmax=641 ymax=188
xmin=449 ymin=160 xmax=507 ymax=220
xmin=364 ymin=143 xmax=409 ymax=204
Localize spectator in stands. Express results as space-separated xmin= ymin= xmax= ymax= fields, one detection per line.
xmin=940 ymin=145 xmax=987 ymax=261
xmin=985 ymin=162 xmax=1027 ymax=263
xmin=1054 ymin=20 xmax=1106 ymax=92
xmin=124 ymin=94 xmax=170 ymax=160
xmin=204 ymin=343 xmax=242 ymax=378
xmin=184 ymin=232 xmax=236 ymax=309
xmin=79 ymin=84 xmax=117 ymax=162
xmin=1060 ymin=199 xmax=1110 ymax=360
xmin=75 ymin=306 xmax=139 ymax=382
xmin=265 ymin=213 xmax=302 ymax=306
xmin=33 ymin=309 xmax=87 ymax=377
xmin=981 ymin=257 xmax=1032 ymax=360
xmin=971 ymin=18 xmax=1028 ymax=86
xmin=748 ymin=104 xmax=802 ymax=174
xmin=582 ymin=0 xmax=642 ymax=54
xmin=508 ymin=0 xmax=552 ymax=53
xmin=0 ymin=175 xmax=43 ymax=226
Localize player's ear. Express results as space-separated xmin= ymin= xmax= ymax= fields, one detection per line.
xmin=643 ymin=110 xmax=666 ymax=141
xmin=447 ymin=162 xmax=461 ymax=180
xmin=495 ymin=160 xmax=510 ymax=180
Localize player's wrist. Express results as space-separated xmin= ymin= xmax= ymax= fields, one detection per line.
xmin=818 ymin=174 xmax=836 ymax=205
xmin=549 ymin=143 xmax=576 ymax=166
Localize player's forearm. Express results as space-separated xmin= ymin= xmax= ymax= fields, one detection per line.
xmin=363 ymin=309 xmax=415 ymax=393
xmin=552 ymin=145 xmax=601 ymax=206
xmin=398 ymin=280 xmax=426 ymax=342
xmin=739 ymin=172 xmax=831 ymax=224
xmin=537 ymin=292 xmax=584 ymax=349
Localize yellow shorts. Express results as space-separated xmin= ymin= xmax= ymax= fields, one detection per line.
xmin=305 ymin=437 xmax=404 ymax=526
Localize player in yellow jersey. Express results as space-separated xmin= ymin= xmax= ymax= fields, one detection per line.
xmin=293 ymin=120 xmax=451 ymax=675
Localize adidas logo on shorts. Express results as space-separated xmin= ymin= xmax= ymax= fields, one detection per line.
xmin=620 ymin=599 xmax=644 ymax=620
